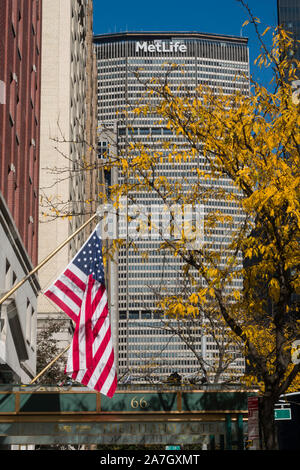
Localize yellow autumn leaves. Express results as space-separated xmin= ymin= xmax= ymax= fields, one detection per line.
xmin=101 ymin=26 xmax=300 ymax=392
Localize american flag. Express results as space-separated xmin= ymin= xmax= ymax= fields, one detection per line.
xmin=44 ymin=225 xmax=117 ymax=398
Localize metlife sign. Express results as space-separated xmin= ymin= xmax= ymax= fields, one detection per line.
xmin=135 ymin=41 xmax=187 ymax=53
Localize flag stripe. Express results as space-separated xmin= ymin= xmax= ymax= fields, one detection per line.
xmin=92 ymin=294 xmax=108 ymax=340
xmin=44 ymin=289 xmax=78 ymax=323
xmin=54 ymin=279 xmax=82 ymax=307
xmin=85 ymin=276 xmax=94 ymax=370
xmin=71 ymin=323 xmax=80 ymax=373
xmin=93 ymin=320 xmax=111 ymax=365
xmin=94 ymin=349 xmax=116 ymax=395
xmin=47 ymin=284 xmax=81 ymax=319
xmin=91 ymin=283 xmax=106 ymax=315
xmin=69 ymin=261 xmax=91 ymax=283
xmin=58 ymin=271 xmax=86 ymax=299
xmin=81 ymin=321 xmax=112 ymax=387
xmin=64 ymin=268 xmax=86 ymax=292
xmin=106 ymin=373 xmax=117 ymax=399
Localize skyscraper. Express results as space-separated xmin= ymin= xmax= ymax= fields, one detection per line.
xmin=94 ymin=32 xmax=249 ymax=383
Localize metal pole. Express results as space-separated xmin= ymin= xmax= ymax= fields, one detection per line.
xmin=0 ymin=212 xmax=98 ymax=306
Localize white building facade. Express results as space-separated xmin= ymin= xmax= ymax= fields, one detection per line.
xmin=0 ymin=193 xmax=39 ymax=383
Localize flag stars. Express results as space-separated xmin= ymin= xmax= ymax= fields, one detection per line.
xmin=72 ymin=232 xmax=104 ymax=283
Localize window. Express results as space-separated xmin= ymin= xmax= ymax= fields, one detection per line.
xmin=139 ymin=128 xmax=150 ymax=135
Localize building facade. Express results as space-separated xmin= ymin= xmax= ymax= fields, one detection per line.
xmin=277 ymin=0 xmax=300 ymax=63
xmin=0 ymin=0 xmax=42 ymax=266
xmin=277 ymin=0 xmax=300 ymax=336
xmin=93 ymin=32 xmax=249 ymax=384
xmin=0 ymin=0 xmax=42 ymax=382
xmin=84 ymin=0 xmax=99 ymax=238
xmin=37 ymin=0 xmax=98 ymax=350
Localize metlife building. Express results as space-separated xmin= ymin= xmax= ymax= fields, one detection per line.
xmin=93 ymin=32 xmax=249 ymax=384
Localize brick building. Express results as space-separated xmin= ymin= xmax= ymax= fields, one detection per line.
xmin=0 ymin=0 xmax=42 ymax=382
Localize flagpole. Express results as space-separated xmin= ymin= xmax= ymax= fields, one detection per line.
xmin=29 ymin=344 xmax=70 ymax=385
xmin=0 ymin=212 xmax=99 ymax=306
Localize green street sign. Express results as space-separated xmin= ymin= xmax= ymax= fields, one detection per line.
xmin=274 ymin=408 xmax=291 ymax=420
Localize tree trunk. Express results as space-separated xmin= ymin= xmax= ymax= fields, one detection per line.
xmin=259 ymin=395 xmax=278 ymax=450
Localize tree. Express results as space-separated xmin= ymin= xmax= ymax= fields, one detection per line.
xmin=35 ymin=3 xmax=300 ymax=449
xmin=36 ymin=318 xmax=68 ymax=384
xmin=104 ymin=16 xmax=300 ymax=449
xmin=151 ymin=273 xmax=245 ymax=385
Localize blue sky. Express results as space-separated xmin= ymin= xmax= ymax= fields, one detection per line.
xmin=93 ymin=0 xmax=278 ymax=86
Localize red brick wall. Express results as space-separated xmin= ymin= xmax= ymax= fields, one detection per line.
xmin=0 ymin=0 xmax=42 ymax=266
